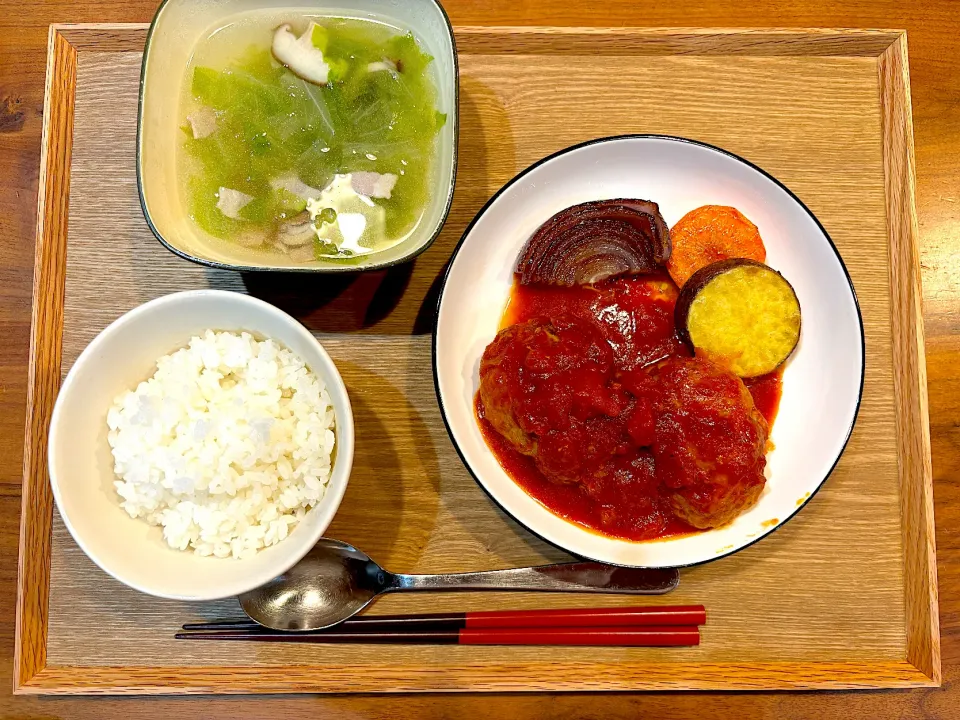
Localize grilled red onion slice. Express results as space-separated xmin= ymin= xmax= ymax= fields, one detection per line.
xmin=517 ymin=199 xmax=671 ymax=286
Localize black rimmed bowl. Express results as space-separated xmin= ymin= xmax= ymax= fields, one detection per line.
xmin=138 ymin=0 xmax=458 ymax=272
xmin=433 ymin=135 xmax=864 ymax=568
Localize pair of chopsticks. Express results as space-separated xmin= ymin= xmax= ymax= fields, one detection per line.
xmin=177 ymin=605 xmax=705 ymax=646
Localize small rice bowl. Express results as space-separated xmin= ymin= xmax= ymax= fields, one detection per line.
xmin=106 ymin=329 xmax=335 ymax=559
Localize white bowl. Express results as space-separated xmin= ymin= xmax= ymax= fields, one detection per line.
xmin=48 ymin=290 xmax=354 ymax=600
xmin=138 ymin=0 xmax=458 ymax=272
xmin=434 ymin=135 xmax=864 ymax=568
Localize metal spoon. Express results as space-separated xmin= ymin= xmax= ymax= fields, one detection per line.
xmin=239 ymin=538 xmax=679 ymax=631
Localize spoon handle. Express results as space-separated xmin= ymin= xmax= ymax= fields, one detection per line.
xmin=391 ymin=562 xmax=679 ymax=594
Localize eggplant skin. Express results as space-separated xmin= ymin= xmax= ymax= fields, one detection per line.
xmin=675 ymin=258 xmax=762 ymax=350
xmin=674 ymin=258 xmax=801 ymax=377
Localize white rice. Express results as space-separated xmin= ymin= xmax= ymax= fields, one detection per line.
xmin=106 ymin=330 xmax=335 ymax=559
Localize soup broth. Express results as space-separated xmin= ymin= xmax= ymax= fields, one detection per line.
xmin=178 ymin=12 xmax=444 ymax=263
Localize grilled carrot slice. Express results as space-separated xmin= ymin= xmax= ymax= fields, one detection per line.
xmin=667 ymin=205 xmax=766 ymax=287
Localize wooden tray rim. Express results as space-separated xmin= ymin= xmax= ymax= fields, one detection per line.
xmin=13 ymin=23 xmax=938 ymax=695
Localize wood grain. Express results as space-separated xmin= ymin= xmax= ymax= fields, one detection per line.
xmin=58 ymin=24 xmax=148 ymax=51
xmin=9 ymin=25 xmax=935 ymax=694
xmin=13 ymin=25 xmax=76 ymax=692
xmin=15 ymin=660 xmax=934 ymax=695
xmin=452 ymin=25 xmax=903 ymax=56
xmin=877 ymin=34 xmax=941 ymax=684
xmin=0 ymin=2 xmax=957 ymax=718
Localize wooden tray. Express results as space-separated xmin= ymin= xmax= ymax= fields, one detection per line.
xmin=15 ymin=24 xmax=938 ymax=694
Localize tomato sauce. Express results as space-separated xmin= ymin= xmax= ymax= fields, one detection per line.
xmin=502 ymin=274 xmax=686 ymax=371
xmin=744 ymin=370 xmax=783 ymax=425
xmin=477 ymin=273 xmax=784 ymax=542
xmin=477 ymin=394 xmax=695 ymax=541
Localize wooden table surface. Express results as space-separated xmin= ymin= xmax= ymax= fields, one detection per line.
xmin=1 ymin=1 xmax=958 ymax=717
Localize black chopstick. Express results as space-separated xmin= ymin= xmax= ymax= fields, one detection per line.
xmin=180 ymin=614 xmax=472 ymax=633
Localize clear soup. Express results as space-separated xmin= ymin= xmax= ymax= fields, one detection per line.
xmin=178 ymin=12 xmax=445 ymax=265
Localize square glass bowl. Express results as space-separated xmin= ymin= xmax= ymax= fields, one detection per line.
xmin=138 ymin=0 xmax=458 ymax=272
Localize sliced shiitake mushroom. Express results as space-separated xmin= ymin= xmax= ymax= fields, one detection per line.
xmin=675 ymin=258 xmax=801 ymax=378
xmin=276 ymin=211 xmax=316 ymax=247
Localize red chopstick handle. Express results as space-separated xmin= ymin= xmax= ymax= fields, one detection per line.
xmin=465 ymin=605 xmax=706 ymax=629
xmin=458 ymin=626 xmax=699 ymax=646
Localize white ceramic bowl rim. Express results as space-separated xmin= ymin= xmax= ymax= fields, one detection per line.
xmin=432 ymin=133 xmax=866 ymax=568
xmin=48 ymin=289 xmax=355 ymax=600
xmin=136 ymin=0 xmax=460 ymax=273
